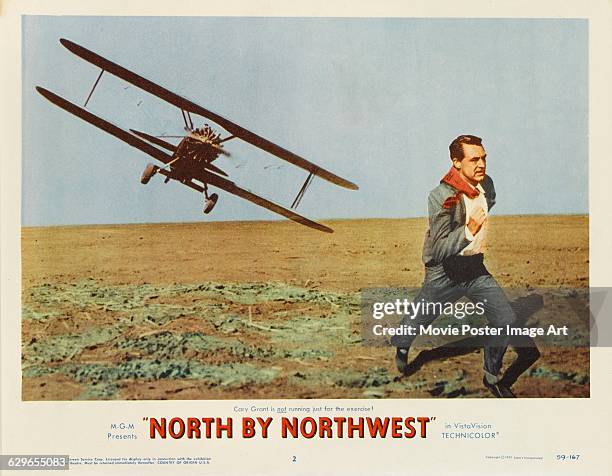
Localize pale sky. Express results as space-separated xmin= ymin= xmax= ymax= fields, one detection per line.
xmin=23 ymin=17 xmax=587 ymax=226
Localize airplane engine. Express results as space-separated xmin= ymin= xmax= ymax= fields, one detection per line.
xmin=140 ymin=163 xmax=158 ymax=184
xmin=203 ymin=193 xmax=219 ymax=214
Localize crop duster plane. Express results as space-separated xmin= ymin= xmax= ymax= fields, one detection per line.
xmin=36 ymin=39 xmax=358 ymax=233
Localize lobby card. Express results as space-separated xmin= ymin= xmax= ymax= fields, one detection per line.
xmin=1 ymin=0 xmax=611 ymax=474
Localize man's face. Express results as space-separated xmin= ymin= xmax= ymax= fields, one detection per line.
xmin=453 ymin=143 xmax=487 ymax=185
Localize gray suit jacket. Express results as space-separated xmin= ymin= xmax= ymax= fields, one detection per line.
xmin=422 ymin=174 xmax=496 ymax=266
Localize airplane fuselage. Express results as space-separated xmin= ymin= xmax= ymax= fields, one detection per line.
xmin=171 ymin=125 xmax=225 ymax=179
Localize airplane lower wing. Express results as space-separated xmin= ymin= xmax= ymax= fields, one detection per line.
xmin=36 ymin=87 xmax=174 ymax=164
xmin=158 ymin=169 xmax=332 ymax=233
xmin=36 ymin=86 xmax=333 ymax=233
xmin=196 ymin=171 xmax=333 ymax=233
xmin=129 ymin=129 xmax=177 ymax=153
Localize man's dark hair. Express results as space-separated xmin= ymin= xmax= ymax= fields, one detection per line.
xmin=449 ymin=135 xmax=483 ymax=160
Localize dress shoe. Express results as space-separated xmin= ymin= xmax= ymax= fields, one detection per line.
xmin=483 ymin=376 xmax=516 ymax=398
xmin=395 ymin=348 xmax=410 ymax=375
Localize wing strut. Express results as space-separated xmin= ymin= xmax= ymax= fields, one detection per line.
xmin=84 ymin=69 xmax=104 ymax=107
xmin=181 ymin=109 xmax=193 ymax=130
xmin=219 ymin=135 xmax=236 ymax=143
xmin=291 ymin=171 xmax=315 ymax=209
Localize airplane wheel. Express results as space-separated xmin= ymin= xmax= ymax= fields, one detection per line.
xmin=203 ymin=193 xmax=219 ymax=214
xmin=140 ymin=164 xmax=158 ymax=184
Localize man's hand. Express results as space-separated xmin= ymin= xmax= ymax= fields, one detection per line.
xmin=467 ymin=206 xmax=486 ymax=236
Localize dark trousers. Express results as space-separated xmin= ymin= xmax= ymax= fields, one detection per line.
xmin=391 ymin=258 xmax=517 ymax=377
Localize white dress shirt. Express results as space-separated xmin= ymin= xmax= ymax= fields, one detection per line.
xmin=461 ymin=183 xmax=488 ymax=256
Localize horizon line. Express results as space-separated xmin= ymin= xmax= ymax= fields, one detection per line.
xmin=21 ymin=213 xmax=589 ymax=230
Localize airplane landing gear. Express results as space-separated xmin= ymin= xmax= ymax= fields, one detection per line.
xmin=203 ymin=184 xmax=218 ymax=214
xmin=203 ymin=193 xmax=218 ymax=214
xmin=140 ymin=163 xmax=158 ymax=184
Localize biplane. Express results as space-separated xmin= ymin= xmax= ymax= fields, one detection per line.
xmin=36 ymin=39 xmax=358 ymax=233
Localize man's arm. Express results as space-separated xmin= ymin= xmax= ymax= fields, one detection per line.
xmin=427 ymin=191 xmax=471 ymax=263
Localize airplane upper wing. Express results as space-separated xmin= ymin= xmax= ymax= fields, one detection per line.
xmin=36 ymin=86 xmax=333 ymax=233
xmin=59 ymin=38 xmax=358 ymax=191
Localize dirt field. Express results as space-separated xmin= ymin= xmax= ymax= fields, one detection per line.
xmin=21 ymin=215 xmax=589 ymax=400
